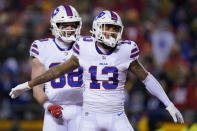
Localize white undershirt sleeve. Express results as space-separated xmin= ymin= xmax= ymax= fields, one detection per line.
xmin=142 ymin=72 xmax=172 ymax=107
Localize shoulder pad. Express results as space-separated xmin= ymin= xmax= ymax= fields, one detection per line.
xmin=79 ymin=36 xmax=94 ymax=42
xmin=38 ymin=38 xmax=50 ymax=42
xmin=32 ymin=38 xmax=52 ymax=46
xmin=119 ymin=40 xmax=132 ymax=45
xmin=34 ymin=38 xmax=51 ymax=44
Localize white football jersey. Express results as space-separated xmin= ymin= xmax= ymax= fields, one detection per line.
xmin=30 ymin=38 xmax=83 ymax=105
xmin=72 ymin=36 xmax=139 ymax=113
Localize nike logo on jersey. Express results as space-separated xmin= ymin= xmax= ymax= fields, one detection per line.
xmin=117 ymin=112 xmax=123 ymax=116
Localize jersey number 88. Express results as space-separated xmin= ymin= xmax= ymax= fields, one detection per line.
xmin=49 ymin=63 xmax=83 ymax=88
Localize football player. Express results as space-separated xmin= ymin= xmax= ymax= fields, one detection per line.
xmin=10 ymin=10 xmax=184 ymax=131
xmin=29 ymin=5 xmax=83 ymax=131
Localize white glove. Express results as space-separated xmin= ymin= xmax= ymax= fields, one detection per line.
xmin=9 ymin=82 xmax=31 ymax=99
xmin=166 ymin=103 xmax=184 ymax=123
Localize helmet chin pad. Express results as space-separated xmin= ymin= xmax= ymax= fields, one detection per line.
xmin=58 ymin=28 xmax=77 ymax=42
xmin=102 ymin=36 xmax=117 ymax=48
xmin=60 ymin=35 xmax=76 ymax=43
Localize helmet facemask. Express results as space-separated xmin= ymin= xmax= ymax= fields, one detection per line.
xmin=95 ymin=23 xmax=123 ymax=48
xmin=51 ymin=21 xmax=81 ymax=43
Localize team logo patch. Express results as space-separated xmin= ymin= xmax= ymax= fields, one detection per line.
xmin=64 ymin=51 xmax=68 ymax=56
xmin=102 ymin=56 xmax=106 ymax=60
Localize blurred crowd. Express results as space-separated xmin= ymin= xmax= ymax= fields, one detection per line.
xmin=0 ymin=0 xmax=196 ymax=130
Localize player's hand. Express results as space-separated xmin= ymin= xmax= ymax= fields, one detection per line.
xmin=166 ymin=103 xmax=184 ymax=123
xmin=9 ymin=82 xmax=31 ymax=99
xmin=48 ymin=105 xmax=63 ymax=118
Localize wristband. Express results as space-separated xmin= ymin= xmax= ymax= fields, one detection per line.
xmin=43 ymin=101 xmax=52 ymax=110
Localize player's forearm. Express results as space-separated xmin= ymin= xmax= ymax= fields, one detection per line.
xmin=33 ymin=86 xmax=48 ymax=105
xmin=29 ymin=57 xmax=79 ymax=87
xmin=29 ymin=63 xmax=65 ymax=87
xmin=142 ymin=73 xmax=171 ymax=107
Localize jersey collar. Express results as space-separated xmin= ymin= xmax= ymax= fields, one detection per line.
xmin=95 ymin=42 xmax=115 ymax=55
xmin=53 ymin=38 xmax=72 ymax=51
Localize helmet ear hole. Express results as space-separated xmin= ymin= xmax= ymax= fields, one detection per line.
xmin=56 ymin=23 xmax=60 ymax=28
xmin=75 ymin=21 xmax=80 ymax=27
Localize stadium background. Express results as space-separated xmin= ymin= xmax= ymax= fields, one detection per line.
xmin=0 ymin=0 xmax=196 ymax=130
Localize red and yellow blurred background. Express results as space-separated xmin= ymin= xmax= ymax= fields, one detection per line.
xmin=0 ymin=0 xmax=196 ymax=131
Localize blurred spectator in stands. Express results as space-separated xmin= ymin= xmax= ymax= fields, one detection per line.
xmin=169 ymin=76 xmax=188 ymax=111
xmin=163 ymin=43 xmax=189 ymax=84
xmin=151 ymin=19 xmax=176 ymax=67
xmin=187 ymin=62 xmax=197 ymax=111
xmin=176 ymin=23 xmax=193 ymax=62
xmin=0 ymin=0 xmax=196 ymax=130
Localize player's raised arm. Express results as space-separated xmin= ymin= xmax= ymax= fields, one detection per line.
xmin=129 ymin=60 xmax=184 ymax=124
xmin=9 ymin=55 xmax=80 ymax=99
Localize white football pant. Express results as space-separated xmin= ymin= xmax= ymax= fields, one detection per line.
xmin=79 ymin=109 xmax=134 ymax=131
xmin=43 ymin=105 xmax=82 ymax=131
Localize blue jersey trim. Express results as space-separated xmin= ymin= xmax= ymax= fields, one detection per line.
xmin=53 ymin=38 xmax=73 ymax=51
xmin=31 ymin=49 xmax=39 ymax=55
xmin=32 ymin=44 xmax=38 ymax=48
xmin=130 ymin=52 xmax=139 ymax=58
xmin=73 ymin=47 xmax=79 ymax=55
